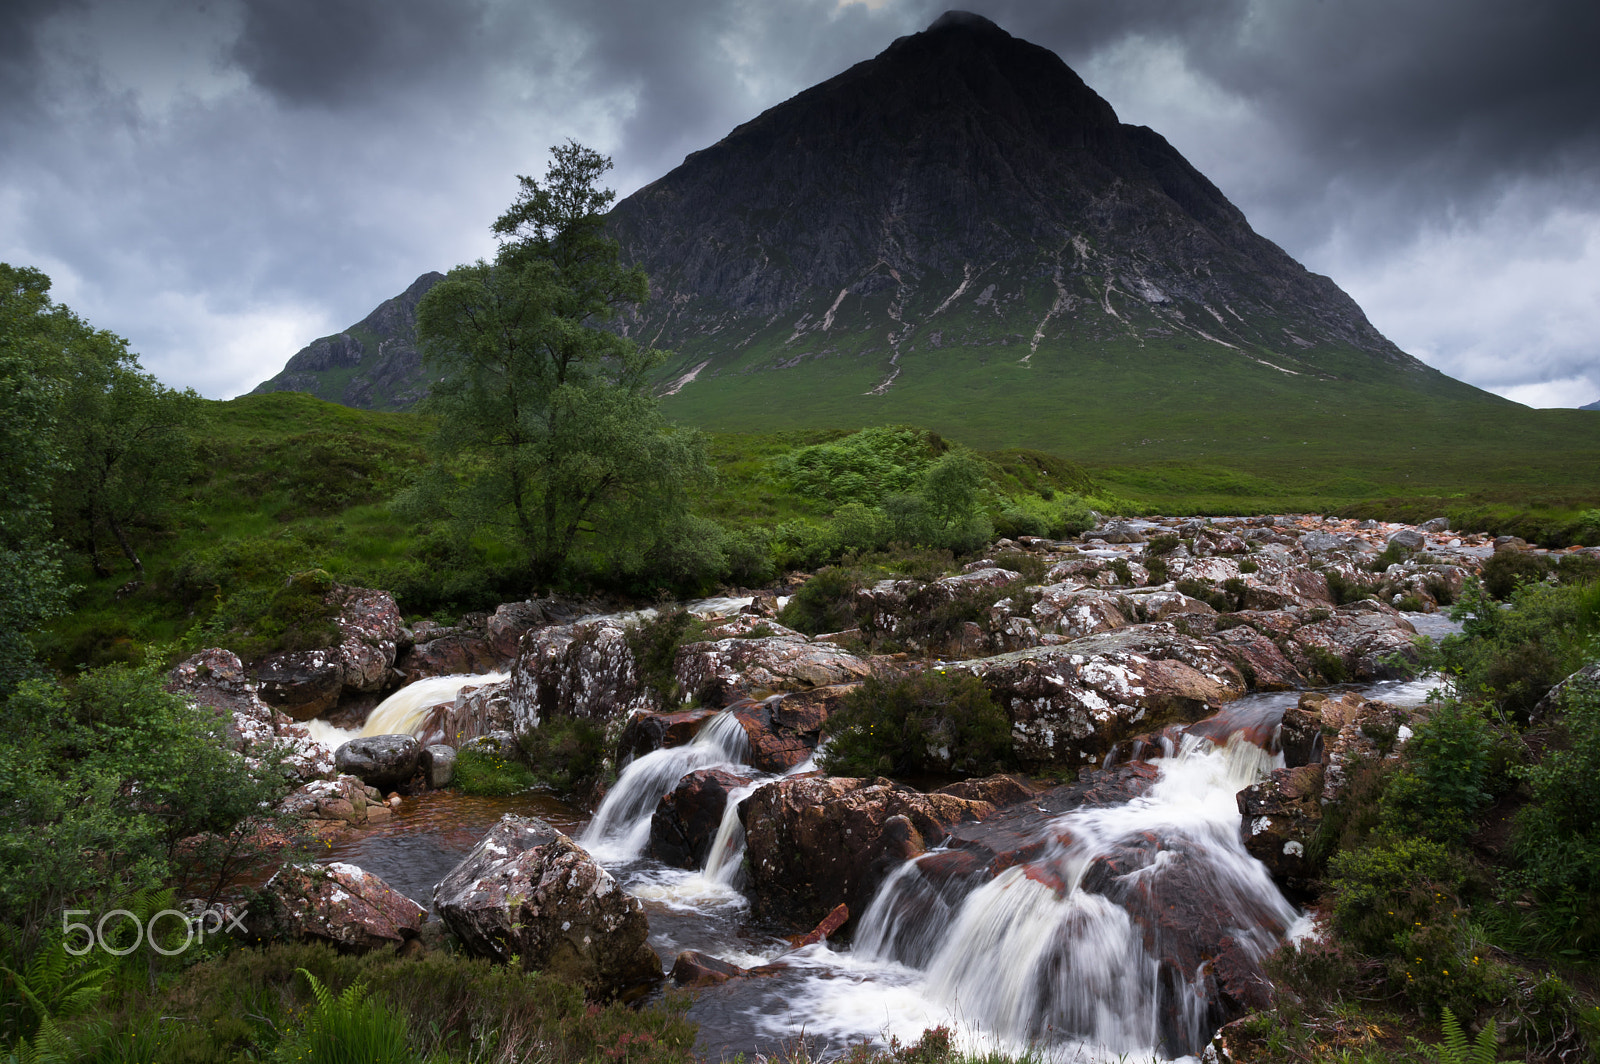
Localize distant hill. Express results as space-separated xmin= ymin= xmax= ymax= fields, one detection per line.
xmin=1582 ymin=398 xmax=1600 ymax=411
xmin=251 ymin=272 xmax=441 ymax=411
xmin=253 ymin=12 xmax=1600 ymax=487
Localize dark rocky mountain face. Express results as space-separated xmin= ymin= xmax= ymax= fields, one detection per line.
xmin=255 ymin=11 xmax=1493 ymax=447
xmin=252 ymin=271 xmax=442 ymax=411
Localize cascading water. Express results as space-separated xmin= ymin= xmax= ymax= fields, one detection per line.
xmin=301 ymin=671 xmax=508 ymax=751
xmin=848 ymin=728 xmax=1300 ymax=1058
xmin=580 ymin=711 xmax=753 ymax=863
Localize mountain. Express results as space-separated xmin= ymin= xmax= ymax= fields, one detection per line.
xmin=256 ymin=11 xmax=1531 ymax=469
xmin=1582 ymin=399 xmax=1600 ymax=411
xmin=252 ymin=272 xmax=442 ymax=411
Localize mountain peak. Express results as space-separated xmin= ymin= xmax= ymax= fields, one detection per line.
xmin=925 ymin=10 xmax=1005 ymax=35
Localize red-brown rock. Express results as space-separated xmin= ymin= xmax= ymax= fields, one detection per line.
xmin=650 ymin=768 xmax=754 ymax=869
xmin=253 ymin=862 xmax=424 ymax=951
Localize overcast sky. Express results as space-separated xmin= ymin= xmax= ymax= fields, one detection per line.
xmin=4 ymin=0 xmax=1598 ymax=407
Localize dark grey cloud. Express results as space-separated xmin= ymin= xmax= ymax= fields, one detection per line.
xmin=1 ymin=0 xmax=1597 ymax=405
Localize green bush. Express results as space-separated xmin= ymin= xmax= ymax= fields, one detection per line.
xmin=992 ymin=508 xmax=1049 ymax=541
xmin=819 ymin=670 xmax=1014 ymax=778
xmin=625 ymin=607 xmax=707 ymax=703
xmin=1437 ymin=577 xmax=1600 ymax=718
xmin=779 ymin=567 xmax=862 ymax=635
xmin=453 ymin=743 xmax=538 ymax=797
xmin=1055 ymin=495 xmax=1097 ymax=538
xmin=773 ymin=427 xmax=931 ymax=506
xmin=274 ymin=968 xmax=419 ymax=1064
xmin=1512 ymin=685 xmax=1600 ymax=952
xmin=519 ymin=717 xmax=609 ymax=799
xmin=197 ymin=568 xmax=342 ymax=663
xmin=1329 ymin=834 xmax=1462 ymax=955
xmin=1480 ymin=550 xmax=1555 ymax=599
xmin=1378 ymin=700 xmax=1499 ymax=843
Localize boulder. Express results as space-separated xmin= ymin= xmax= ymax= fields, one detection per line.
xmin=1206 ymin=624 xmax=1305 ymax=690
xmin=1237 ymin=763 xmax=1326 ymax=895
xmin=1419 ymin=517 xmax=1450 ymax=534
xmin=414 ymin=679 xmax=512 ymax=749
xmin=1533 ymin=662 xmax=1600 ymax=723
xmin=726 ymin=692 xmax=840 ymax=772
xmin=166 ymin=648 xmax=334 ymax=781
xmin=487 ymin=600 xmax=548 ymax=660
xmin=1096 ymin=521 xmax=1146 ymax=544
xmin=616 ymin=707 xmax=721 ymax=764
xmin=934 ymin=774 xmax=1038 ymax=808
xmin=951 ymin=624 xmax=1247 ymax=767
xmin=434 ymin=815 xmax=660 ymax=996
xmin=255 ymin=649 xmax=344 ymax=721
xmin=335 ymin=587 xmax=404 ymax=694
xmin=421 ymin=744 xmax=456 ymax=789
xmin=739 ymin=776 xmax=997 ymax=930
xmin=650 ymin=768 xmax=753 ymax=869
xmin=1029 ymin=585 xmax=1132 ymax=639
xmin=251 ymin=862 xmax=424 ymax=952
xmin=508 ymin=619 xmax=655 ymax=734
xmin=396 ymin=632 xmax=500 ymax=685
xmin=671 ymin=950 xmax=746 ymax=988
xmin=1310 ymin=692 xmax=1412 ymax=804
xmin=278 ymin=774 xmax=388 ymax=829
xmin=334 ymin=734 xmax=421 ymax=790
xmin=1289 ymin=602 xmax=1419 ymax=681
xmin=1386 ymin=528 xmax=1426 ymax=552
xmin=674 ymin=636 xmax=874 ymax=701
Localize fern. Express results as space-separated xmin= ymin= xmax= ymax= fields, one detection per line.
xmin=0 ymin=939 xmax=112 ymax=1037
xmin=290 ymin=968 xmax=417 ymax=1064
xmin=1410 ymin=1007 xmax=1498 ymax=1064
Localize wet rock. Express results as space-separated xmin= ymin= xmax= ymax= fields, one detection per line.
xmin=334 ymin=734 xmax=421 ymax=790
xmin=726 ymin=694 xmax=834 ymax=772
xmin=1419 ymin=517 xmax=1450 ymax=534
xmin=650 ymin=768 xmax=753 ymax=869
xmin=414 ymin=679 xmax=513 ymax=748
xmin=675 ymin=635 xmax=874 ymax=701
xmin=951 ymin=624 xmax=1246 ymax=768
xmin=508 ymin=618 xmax=655 ymax=734
xmin=166 ymin=648 xmax=334 ymax=781
xmin=396 ymin=632 xmax=500 ymax=685
xmin=1206 ymin=625 xmax=1305 ymax=690
xmin=671 ymin=950 xmax=745 ymax=987
xmin=740 ymin=776 xmax=997 ymax=930
xmin=434 ymin=815 xmax=660 ymax=996
xmin=255 ymin=649 xmax=345 ymax=721
xmin=934 ymin=774 xmax=1038 ymax=808
xmin=252 ymin=862 xmax=424 ymax=952
xmin=1096 ymin=521 xmax=1146 ymax=544
xmin=791 ymin=903 xmax=850 ymax=947
xmin=1278 ymin=703 xmax=1322 ymax=767
xmin=1238 ymin=763 xmax=1325 ymax=895
xmin=421 ymin=744 xmax=456 ymax=789
xmin=617 ymin=707 xmax=721 ymax=764
xmin=1312 ymin=692 xmax=1411 ymax=804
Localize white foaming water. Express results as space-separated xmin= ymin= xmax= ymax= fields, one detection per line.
xmin=830 ymin=732 xmax=1297 ymax=1059
xmin=702 ymin=779 xmax=764 ymax=886
xmin=299 ymin=671 xmax=508 ymax=753
xmin=580 ymin=711 xmax=752 ymax=863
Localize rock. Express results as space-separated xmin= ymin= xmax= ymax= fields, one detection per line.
xmin=1386 ymin=528 xmax=1425 ymax=552
xmin=1419 ymin=517 xmax=1450 ymax=533
xmin=1237 ymin=763 xmax=1325 ymax=895
xmin=508 ymin=619 xmax=655 ymax=734
xmin=1532 ymin=662 xmax=1600 ymax=724
xmin=1289 ymin=602 xmax=1419 ymax=681
xmin=166 ymin=648 xmax=334 ymax=781
xmin=414 ymin=680 xmax=513 ymax=748
xmin=740 ymin=776 xmax=996 ymax=929
xmin=1206 ymin=624 xmax=1305 ymax=690
xmin=252 ymin=862 xmax=424 ymax=952
xmin=395 ymin=632 xmax=500 ymax=685
xmin=421 ymin=744 xmax=456 ymax=789
xmin=616 ymin=707 xmax=721 ymax=764
xmin=1029 ymin=585 xmax=1132 ymax=639
xmin=334 ymin=734 xmax=421 ymax=790
xmin=335 ymin=587 xmax=404 ymax=694
xmin=1096 ymin=521 xmax=1146 ymax=544
xmin=934 ymin=774 xmax=1037 ymax=808
xmin=1300 ymin=531 xmax=1346 ymax=552
xmin=1312 ymin=692 xmax=1411 ymax=804
xmin=255 ymin=649 xmax=345 ymax=721
xmin=486 ymin=600 xmax=548 ymax=660
xmin=1278 ymin=703 xmax=1322 ymax=767
xmin=727 ymin=693 xmax=836 ymax=772
xmin=1133 ymin=590 xmax=1219 ymax=625
xmin=951 ymin=624 xmax=1247 ymax=767
xmin=675 ymin=635 xmax=875 ymax=701
xmin=434 ymin=815 xmax=660 ymax=996
xmin=671 ymin=950 xmax=746 ymax=987
xmin=278 ymin=774 xmax=384 ymax=828
xmin=650 ymin=768 xmax=753 ymax=869
xmin=791 ymin=903 xmax=850 ymax=947
xmin=1493 ymin=535 xmax=1529 ymax=553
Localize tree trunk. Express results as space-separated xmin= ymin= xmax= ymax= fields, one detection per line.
xmin=107 ymin=513 xmax=145 ymax=579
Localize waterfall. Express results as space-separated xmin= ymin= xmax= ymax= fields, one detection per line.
xmin=580 ymin=711 xmax=752 ymax=862
xmin=701 ymin=779 xmax=763 ymax=886
xmin=853 ymin=727 xmax=1297 ymax=1057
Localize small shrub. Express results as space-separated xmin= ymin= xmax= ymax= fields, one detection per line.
xmin=779 ymin=567 xmax=862 ymax=635
xmin=519 ymin=717 xmax=609 ymax=798
xmin=1239 ymin=557 xmax=1259 ymax=575
xmin=1176 ymin=578 xmax=1234 ymax=613
xmin=1323 ymin=568 xmax=1372 ymax=606
xmin=1512 ymin=685 xmax=1600 ymax=952
xmin=819 ymin=670 xmax=1014 ymax=778
xmin=276 ymin=968 xmax=419 ymax=1064
xmin=1329 ymin=834 xmax=1461 ymax=955
xmin=1306 ymin=644 xmax=1349 ymax=684
xmin=992 ymin=508 xmax=1049 ymax=541
xmin=1054 ymin=495 xmax=1097 ymax=538
xmin=453 ymin=743 xmax=538 ymax=797
xmin=1144 ymin=534 xmax=1182 ymax=557
xmin=625 ymin=607 xmax=707 ymax=703
xmin=1378 ymin=701 xmax=1496 ymax=843
xmin=1109 ymin=557 xmax=1133 ymax=585
xmin=1480 ymin=550 xmax=1554 ymax=599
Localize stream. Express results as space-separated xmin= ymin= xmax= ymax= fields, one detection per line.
xmin=318 ymin=617 xmax=1458 ymax=1063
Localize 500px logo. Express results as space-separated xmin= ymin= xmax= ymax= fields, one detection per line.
xmin=62 ymin=906 xmax=248 ymax=956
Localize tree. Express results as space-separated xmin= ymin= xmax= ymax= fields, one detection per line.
xmin=412 ymin=143 xmax=712 ymax=586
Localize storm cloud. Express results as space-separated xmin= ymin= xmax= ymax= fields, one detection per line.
xmin=2 ymin=0 xmax=1596 ymax=406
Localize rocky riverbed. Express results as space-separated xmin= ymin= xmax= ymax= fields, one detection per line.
xmin=164 ymin=514 xmax=1599 ymax=1060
